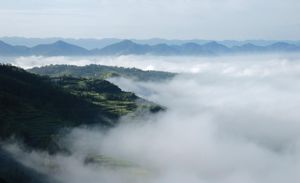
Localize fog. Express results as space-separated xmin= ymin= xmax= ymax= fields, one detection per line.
xmin=6 ymin=54 xmax=300 ymax=73
xmin=4 ymin=54 xmax=300 ymax=183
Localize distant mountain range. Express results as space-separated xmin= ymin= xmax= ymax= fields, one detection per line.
xmin=2 ymin=37 xmax=300 ymax=49
xmin=0 ymin=39 xmax=300 ymax=56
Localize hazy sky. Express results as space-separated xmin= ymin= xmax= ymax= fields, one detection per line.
xmin=0 ymin=0 xmax=299 ymax=40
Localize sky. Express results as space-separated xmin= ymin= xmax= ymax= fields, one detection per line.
xmin=0 ymin=0 xmax=299 ymax=40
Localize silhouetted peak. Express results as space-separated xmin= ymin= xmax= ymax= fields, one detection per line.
xmin=271 ymin=42 xmax=295 ymax=47
xmin=183 ymin=42 xmax=200 ymax=47
xmin=53 ymin=40 xmax=71 ymax=46
xmin=241 ymin=43 xmax=259 ymax=48
xmin=117 ymin=40 xmax=137 ymax=46
xmin=205 ymin=41 xmax=218 ymax=45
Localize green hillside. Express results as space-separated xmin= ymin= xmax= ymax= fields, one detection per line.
xmin=0 ymin=64 xmax=162 ymax=151
xmin=28 ymin=64 xmax=176 ymax=81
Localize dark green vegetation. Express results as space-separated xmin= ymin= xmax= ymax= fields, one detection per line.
xmin=0 ymin=148 xmax=54 ymax=183
xmin=0 ymin=64 xmax=162 ymax=151
xmin=28 ymin=64 xmax=176 ymax=81
xmin=84 ymin=155 xmax=150 ymax=176
xmin=0 ymin=64 xmax=164 ymax=183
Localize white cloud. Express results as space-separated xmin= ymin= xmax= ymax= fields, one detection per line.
xmin=5 ymin=54 xmax=300 ymax=183
xmin=8 ymin=54 xmax=300 ymax=73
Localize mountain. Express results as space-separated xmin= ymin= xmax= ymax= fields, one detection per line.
xmin=179 ymin=43 xmax=204 ymax=55
xmin=201 ymin=41 xmax=230 ymax=53
xmin=28 ymin=64 xmax=176 ymax=81
xmin=2 ymin=37 xmax=300 ymax=49
xmin=149 ymin=43 xmax=179 ymax=55
xmin=0 ymin=64 xmax=162 ymax=151
xmin=0 ymin=37 xmax=122 ymax=49
xmin=0 ymin=41 xmax=30 ymax=56
xmin=93 ymin=40 xmax=231 ymax=55
xmin=92 ymin=40 xmax=151 ymax=55
xmin=0 ymin=41 xmax=16 ymax=56
xmin=0 ymin=40 xmax=89 ymax=56
xmin=92 ymin=40 xmax=300 ymax=56
xmin=232 ymin=43 xmax=265 ymax=53
xmin=30 ymin=41 xmax=89 ymax=56
xmin=0 ymin=40 xmax=300 ymax=56
xmin=266 ymin=42 xmax=300 ymax=52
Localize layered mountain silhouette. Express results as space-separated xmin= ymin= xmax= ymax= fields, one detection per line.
xmin=0 ymin=40 xmax=30 ymax=56
xmin=2 ymin=37 xmax=300 ymax=49
xmin=0 ymin=40 xmax=300 ymax=56
xmin=30 ymin=40 xmax=89 ymax=56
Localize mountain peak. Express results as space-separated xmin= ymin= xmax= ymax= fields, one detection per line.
xmin=268 ymin=42 xmax=298 ymax=51
xmin=31 ymin=40 xmax=88 ymax=56
xmin=270 ymin=42 xmax=293 ymax=47
xmin=118 ymin=40 xmax=136 ymax=45
xmin=204 ymin=41 xmax=222 ymax=46
xmin=202 ymin=41 xmax=229 ymax=50
xmin=243 ymin=43 xmax=256 ymax=46
xmin=53 ymin=40 xmax=70 ymax=46
xmin=241 ymin=43 xmax=260 ymax=48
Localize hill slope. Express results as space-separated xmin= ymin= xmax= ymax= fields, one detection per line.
xmin=28 ymin=64 xmax=176 ymax=81
xmin=0 ymin=147 xmax=53 ymax=183
xmin=0 ymin=65 xmax=161 ymax=151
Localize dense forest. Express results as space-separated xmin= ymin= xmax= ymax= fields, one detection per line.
xmin=28 ymin=64 xmax=176 ymax=81
xmin=0 ymin=64 xmax=162 ymax=151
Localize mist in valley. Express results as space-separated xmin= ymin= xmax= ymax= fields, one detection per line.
xmin=4 ymin=54 xmax=300 ymax=183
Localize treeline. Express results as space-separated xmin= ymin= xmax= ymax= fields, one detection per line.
xmin=29 ymin=64 xmax=176 ymax=81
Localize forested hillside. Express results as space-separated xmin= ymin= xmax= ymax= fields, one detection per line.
xmin=0 ymin=65 xmax=162 ymax=151
xmin=29 ymin=64 xmax=175 ymax=81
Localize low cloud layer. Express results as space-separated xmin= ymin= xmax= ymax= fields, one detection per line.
xmin=6 ymin=53 xmax=300 ymax=73
xmin=4 ymin=54 xmax=300 ymax=183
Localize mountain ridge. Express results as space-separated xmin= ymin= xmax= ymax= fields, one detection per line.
xmin=28 ymin=64 xmax=176 ymax=81
xmin=2 ymin=37 xmax=300 ymax=49
xmin=0 ymin=40 xmax=300 ymax=56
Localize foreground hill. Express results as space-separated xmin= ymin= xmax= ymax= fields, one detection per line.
xmin=0 ymin=147 xmax=53 ymax=183
xmin=0 ymin=65 xmax=162 ymax=151
xmin=28 ymin=64 xmax=176 ymax=81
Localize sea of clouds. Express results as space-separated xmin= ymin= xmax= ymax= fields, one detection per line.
xmin=4 ymin=54 xmax=300 ymax=183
